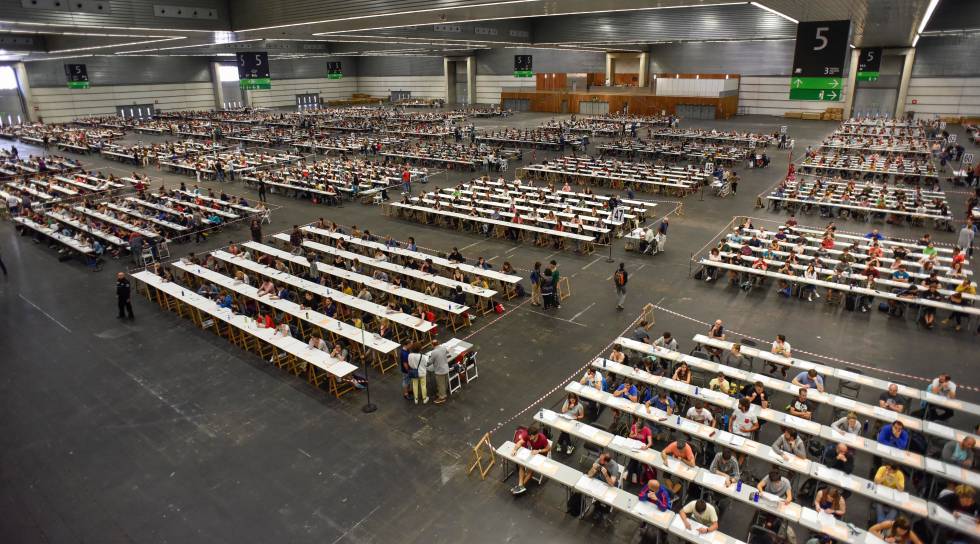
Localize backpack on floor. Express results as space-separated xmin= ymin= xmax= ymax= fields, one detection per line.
xmin=566 ymin=491 xmax=583 ymax=517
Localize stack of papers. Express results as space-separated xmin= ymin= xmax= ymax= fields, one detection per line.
xmin=612 ymin=435 xmax=645 ymax=450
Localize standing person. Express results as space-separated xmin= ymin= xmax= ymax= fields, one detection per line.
xmin=529 ymin=261 xmax=543 ymax=306
xmin=549 ymin=259 xmax=561 ymax=308
xmin=613 ymin=262 xmax=628 ymax=310
xmin=541 ymin=268 xmax=557 ymax=309
xmin=958 ymin=223 xmax=975 ymax=257
xmin=257 ymin=178 xmax=267 ymax=203
xmin=401 ymin=169 xmax=411 ymax=195
xmin=116 ymin=272 xmax=134 ymax=320
xmin=249 ymin=218 xmax=262 ymax=243
xmin=429 ymin=340 xmax=450 ymax=404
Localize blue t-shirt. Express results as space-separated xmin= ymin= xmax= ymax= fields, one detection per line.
xmin=616 ymin=384 xmax=638 ymax=399
xmin=794 ymin=371 xmax=824 ymax=389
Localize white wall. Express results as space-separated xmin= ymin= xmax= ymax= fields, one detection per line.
xmin=738 ymin=76 xmax=849 ymax=116
xmin=474 ymin=74 xmax=535 ymax=104
xmin=903 ymin=77 xmax=980 ymax=119
xmin=656 ymin=78 xmax=726 ymax=97
xmin=355 ymin=75 xmax=446 ymax=100
xmin=247 ymin=77 xmax=358 ymax=109
xmin=31 ymin=82 xmax=215 ymax=124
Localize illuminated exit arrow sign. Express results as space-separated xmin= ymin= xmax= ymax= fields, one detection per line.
xmin=789 ymin=77 xmax=843 ymax=101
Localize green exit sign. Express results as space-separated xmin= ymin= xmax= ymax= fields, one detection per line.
xmin=789 ymin=88 xmax=842 ymax=101
xmin=240 ymin=77 xmax=271 ymax=90
xmin=327 ymin=73 xmax=343 ymax=80
xmin=67 ymin=81 xmax=90 ymax=89
xmin=514 ymin=70 xmax=533 ymax=78
xmin=790 ymin=77 xmax=842 ymax=90
xmin=856 ymin=71 xmax=879 ymax=81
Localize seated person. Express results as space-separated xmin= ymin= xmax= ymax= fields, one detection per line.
xmin=878 ymin=384 xmax=907 ymax=413
xmin=772 ymin=427 xmax=807 ymax=458
xmin=709 ymin=449 xmax=740 ymax=486
xmin=814 ymin=487 xmax=846 ymax=519
xmin=831 ymin=411 xmax=862 ymax=434
xmin=825 ymin=443 xmax=854 ymax=474
xmin=509 ymin=424 xmax=551 ymax=495
xmin=787 ymin=388 xmax=813 ymax=420
xmin=757 ymin=469 xmax=793 ymax=505
xmin=876 ymin=420 xmax=909 ymax=450
xmin=869 ymin=516 xmax=922 ymax=544
xmin=791 ymin=369 xmax=825 ymax=392
xmin=638 ymin=478 xmax=671 ymax=511
xmin=585 ymin=452 xmax=619 ymax=522
xmin=873 ymin=462 xmax=906 ymax=522
xmin=679 ymin=499 xmax=719 ymax=534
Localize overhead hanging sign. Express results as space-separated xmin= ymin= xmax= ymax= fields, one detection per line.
xmin=327 ymin=61 xmax=343 ymax=80
xmin=514 ymin=55 xmax=533 ymax=78
xmin=857 ymin=48 xmax=882 ymax=81
xmin=789 ymin=20 xmax=850 ymax=101
xmin=237 ymin=52 xmax=271 ymax=90
xmin=65 ymin=64 xmax=90 ymax=89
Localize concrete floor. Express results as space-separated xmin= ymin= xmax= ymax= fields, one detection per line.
xmin=0 ymin=112 xmax=976 ymax=544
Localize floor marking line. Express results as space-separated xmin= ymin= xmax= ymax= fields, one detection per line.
xmin=461 ymin=297 xmax=533 ymax=341
xmin=570 ymin=302 xmax=596 ymax=322
xmin=505 ymin=246 xmax=520 ymax=254
xmin=484 ymin=308 xmax=650 ymax=437
xmin=329 ymin=504 xmax=382 ymax=544
xmin=18 ymin=293 xmax=72 ymax=333
xmin=580 ymin=257 xmax=602 ymax=270
xmin=523 ymin=308 xmax=588 ymax=327
xmin=650 ymin=304 xmax=979 ymax=392
xmin=459 ymin=240 xmax=484 ymax=251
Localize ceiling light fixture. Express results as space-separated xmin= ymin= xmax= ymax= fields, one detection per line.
xmin=48 ymin=37 xmax=185 ymax=54
xmin=918 ymin=0 xmax=941 ymax=34
xmin=306 ymin=2 xmax=746 ymax=36
xmin=749 ymin=2 xmax=798 ymax=24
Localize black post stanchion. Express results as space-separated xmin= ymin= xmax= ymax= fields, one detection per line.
xmin=360 ymin=328 xmax=377 ymax=413
xmin=605 ymin=241 xmax=614 ymax=263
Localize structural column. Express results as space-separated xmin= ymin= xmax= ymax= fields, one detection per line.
xmin=638 ymin=51 xmax=650 ymax=88
xmin=465 ymin=55 xmax=476 ymax=105
xmin=605 ymin=53 xmax=616 ymax=86
xmin=13 ymin=62 xmax=37 ymax=123
xmin=443 ymin=57 xmax=457 ymax=104
xmin=895 ymin=48 xmax=916 ymax=120
xmin=209 ymin=62 xmax=225 ymax=111
xmin=841 ymin=48 xmax=860 ymax=119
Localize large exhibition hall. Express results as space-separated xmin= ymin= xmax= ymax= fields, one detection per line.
xmin=0 ymin=1 xmax=978 ymax=543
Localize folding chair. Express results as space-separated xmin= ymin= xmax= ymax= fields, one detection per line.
xmin=836 ymin=368 xmax=863 ymax=400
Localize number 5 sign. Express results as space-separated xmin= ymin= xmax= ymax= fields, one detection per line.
xmin=792 ymin=20 xmax=851 ymax=78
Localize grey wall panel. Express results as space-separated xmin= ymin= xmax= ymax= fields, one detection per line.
xmin=475 ymin=48 xmax=605 ymax=75
xmin=649 ymin=40 xmax=852 ymax=77
xmin=330 ymin=20 xmax=532 ymax=44
xmin=912 ymin=34 xmax=980 ymax=77
xmin=2 ymin=0 xmax=229 ymax=31
xmin=231 ymin=0 xmax=489 ymax=29
xmin=357 ymin=56 xmax=443 ymax=77
xmin=533 ymin=4 xmax=795 ymax=45
xmin=266 ymin=57 xmax=360 ymax=79
xmin=26 ymin=56 xmax=211 ymax=87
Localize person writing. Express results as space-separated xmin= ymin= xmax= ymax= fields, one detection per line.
xmin=679 ymin=499 xmax=719 ymax=534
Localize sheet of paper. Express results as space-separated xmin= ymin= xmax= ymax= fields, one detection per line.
xmin=516 ymin=447 xmax=532 ymax=461
xmin=836 ymin=397 xmax=856 ymax=408
xmin=875 ymin=442 xmax=894 ymax=455
xmin=729 ymin=435 xmax=746 ymax=447
xmin=700 ymin=472 xmax=727 ymax=489
xmin=540 ymin=410 xmax=558 ymax=423
xmin=580 ymin=425 xmax=599 ymax=439
xmin=800 ymin=508 xmax=819 ymax=524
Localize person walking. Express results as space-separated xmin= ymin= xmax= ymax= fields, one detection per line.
xmin=116 ymin=272 xmax=134 ymax=320
xmin=250 ymin=218 xmax=262 ymax=243
xmin=614 ymin=262 xmax=628 ymax=310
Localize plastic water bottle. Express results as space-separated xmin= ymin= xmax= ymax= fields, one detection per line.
xmin=753 ymin=492 xmax=759 ymax=503
xmin=694 ymin=386 xmax=700 ymax=396
xmin=863 ymin=419 xmax=869 ymax=434
xmin=676 ymin=415 xmax=681 ymax=425
xmin=736 ymin=480 xmax=743 ymax=492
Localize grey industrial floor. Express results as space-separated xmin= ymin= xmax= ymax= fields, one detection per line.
xmin=0 ymin=112 xmax=976 ymax=544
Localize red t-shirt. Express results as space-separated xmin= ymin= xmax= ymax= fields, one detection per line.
xmin=631 ymin=425 xmax=653 ymax=445
xmin=528 ymin=433 xmax=548 ymax=451
xmin=513 ymin=428 xmax=529 ymax=446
